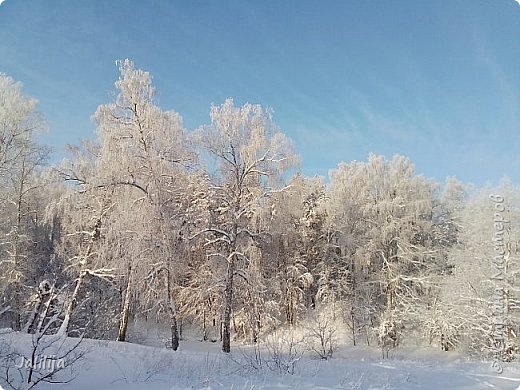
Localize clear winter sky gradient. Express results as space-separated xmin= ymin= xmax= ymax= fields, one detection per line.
xmin=0 ymin=0 xmax=519 ymax=186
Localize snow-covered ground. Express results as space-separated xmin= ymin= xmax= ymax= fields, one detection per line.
xmin=2 ymin=330 xmax=520 ymax=390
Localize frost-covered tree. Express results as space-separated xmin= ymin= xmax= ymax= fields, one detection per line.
xmin=84 ymin=59 xmax=193 ymax=348
xmin=440 ymin=180 xmax=520 ymax=359
xmin=263 ymin=174 xmax=328 ymax=327
xmin=420 ymin=177 xmax=468 ymax=351
xmin=193 ymin=99 xmax=298 ymax=352
xmin=0 ymin=74 xmax=51 ymax=331
xmin=328 ymin=155 xmax=442 ymax=348
xmin=326 ymin=160 xmax=369 ymax=345
xmin=262 ymin=174 xmax=308 ymax=327
xmin=54 ymin=157 xmax=117 ymax=337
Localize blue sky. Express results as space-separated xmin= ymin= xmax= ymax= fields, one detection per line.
xmin=0 ymin=0 xmax=519 ymax=186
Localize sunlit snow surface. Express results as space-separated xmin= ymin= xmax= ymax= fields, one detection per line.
xmin=1 ymin=330 xmax=520 ymax=390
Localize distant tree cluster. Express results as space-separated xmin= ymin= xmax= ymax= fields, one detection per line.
xmin=1 ymin=61 xmax=519 ymax=360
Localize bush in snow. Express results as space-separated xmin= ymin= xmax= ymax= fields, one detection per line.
xmin=305 ymin=312 xmax=338 ymax=360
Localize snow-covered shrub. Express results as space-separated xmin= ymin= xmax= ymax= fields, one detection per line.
xmin=0 ymin=330 xmax=86 ymax=390
xmin=422 ymin=304 xmax=462 ymax=351
xmin=305 ymin=313 xmax=338 ymax=360
xmin=264 ymin=328 xmax=306 ymax=375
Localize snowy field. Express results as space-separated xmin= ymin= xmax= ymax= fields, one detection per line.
xmin=2 ymin=330 xmax=520 ymax=390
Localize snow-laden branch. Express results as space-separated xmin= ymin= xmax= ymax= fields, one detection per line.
xmin=204 ymin=236 xmax=232 ymax=247
xmin=0 ymin=306 xmax=12 ymax=317
xmin=189 ymin=227 xmax=231 ymax=242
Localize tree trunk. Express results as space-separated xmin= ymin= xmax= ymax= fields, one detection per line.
xmin=117 ymin=265 xmax=132 ymax=342
xmin=58 ymin=218 xmax=101 ymax=337
xmin=12 ymin=292 xmax=21 ymax=331
xmin=386 ymin=281 xmax=394 ymax=311
xmin=58 ymin=269 xmax=87 ymax=336
xmin=11 ymin=170 xmax=24 ymax=332
xmin=351 ymin=252 xmax=357 ymax=346
xmin=24 ymin=302 xmax=41 ymax=334
xmin=36 ymin=288 xmax=55 ymax=334
xmin=166 ymin=264 xmax=179 ymax=351
xmin=23 ymin=284 xmax=59 ymax=336
xmin=286 ymin=288 xmax=295 ymax=326
xmin=221 ymin=256 xmax=235 ymax=353
xmin=202 ymin=309 xmax=207 ymax=341
xmin=170 ymin=310 xmax=179 ymax=351
xmin=351 ymin=308 xmax=356 ymax=346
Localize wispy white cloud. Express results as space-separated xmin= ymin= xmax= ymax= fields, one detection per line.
xmin=0 ymin=0 xmax=6 ymax=6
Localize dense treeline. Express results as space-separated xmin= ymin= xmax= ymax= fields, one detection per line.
xmin=1 ymin=61 xmax=519 ymax=360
